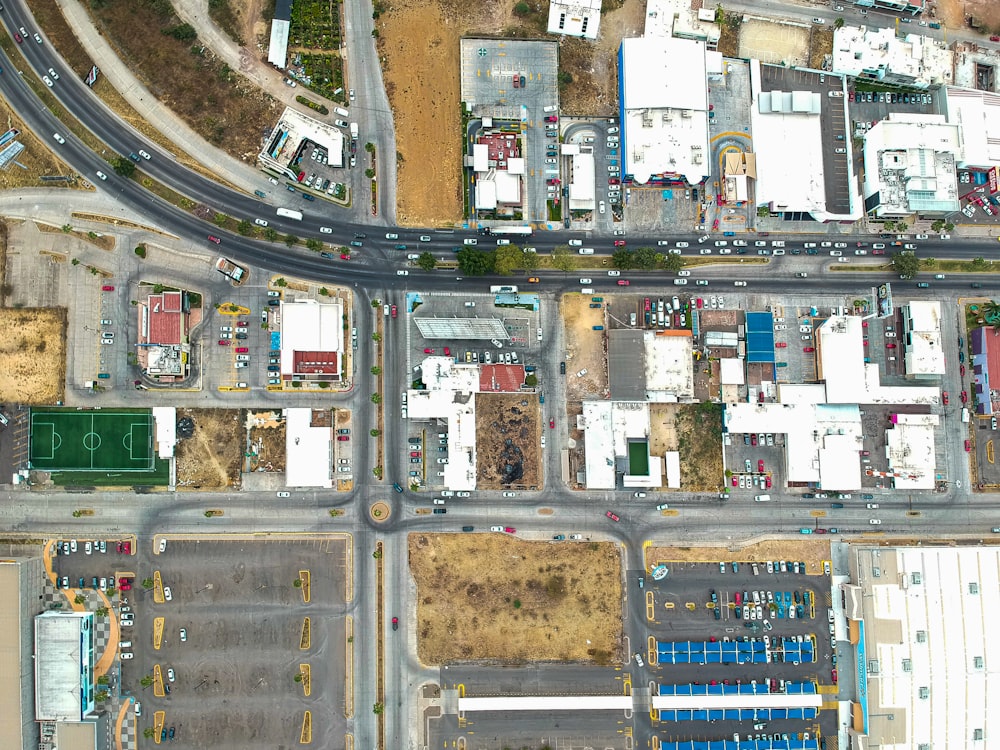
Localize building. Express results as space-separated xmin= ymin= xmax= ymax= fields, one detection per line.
xmin=267 ymin=0 xmax=292 ymax=69
xmin=899 ymin=301 xmax=945 ymax=379
xmin=137 ymin=289 xmax=194 ymax=382
xmin=0 ymin=557 xmax=45 ymax=750
xmin=617 ymin=36 xmax=711 ymax=186
xmin=848 ymin=0 xmax=925 ymax=16
xmin=469 ymin=130 xmax=524 ymax=213
xmin=34 ymin=611 xmax=96 ymax=722
xmin=259 ymin=108 xmax=345 ymax=177
xmin=860 ymin=114 xmax=961 ymax=218
xmin=642 ymin=0 xmax=720 ymax=46
xmin=832 ymin=26 xmax=953 ymax=89
xmin=546 ymin=0 xmax=601 ymax=40
xmin=840 ymin=544 xmax=1000 ymax=749
xmin=970 ymin=323 xmax=1000 ymax=416
xmin=276 ymin=299 xmax=345 ymax=386
xmin=285 ymin=408 xmax=335 ymax=488
xmin=941 ymin=87 xmax=1000 ymax=170
xmin=581 ymin=401 xmax=663 ymax=489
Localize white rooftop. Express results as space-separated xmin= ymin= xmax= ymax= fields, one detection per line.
xmin=546 ymin=0 xmax=601 ymax=40
xmin=284 ymin=408 xmax=333 ymax=488
xmin=831 ymin=26 xmax=954 ymax=88
xmin=278 ymin=299 xmax=344 ymax=379
xmin=582 ymin=401 xmax=616 ymax=489
xmin=619 ymin=36 xmax=709 ymax=185
xmin=644 ymin=331 xmax=694 ymax=400
xmin=902 ymin=301 xmax=945 ymax=377
xmin=34 ymin=612 xmax=92 ymax=722
xmin=850 ymin=545 xmax=1000 ymax=750
xmin=885 ymin=413 xmax=938 ymax=489
xmin=568 ymin=152 xmax=595 ymax=209
xmin=943 ymin=87 xmax=1000 ymax=169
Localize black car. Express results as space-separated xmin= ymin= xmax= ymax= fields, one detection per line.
xmin=461 ymin=526 xmax=474 ymax=532
xmin=560 ymin=361 xmax=566 ymax=374
xmin=354 ymin=233 xmax=367 ymax=239
xmin=432 ymin=508 xmax=447 ymax=514
xmin=168 ymin=727 xmax=176 ymax=740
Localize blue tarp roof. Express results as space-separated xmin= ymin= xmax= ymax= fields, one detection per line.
xmin=745 ymin=311 xmax=776 ymax=363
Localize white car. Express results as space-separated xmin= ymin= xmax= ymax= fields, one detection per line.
xmin=734 ymin=281 xmax=747 ymax=287
xmin=866 ymin=503 xmax=879 ymax=509
xmin=164 ymin=586 xmax=173 ymax=601
xmin=42 ymin=75 xmax=53 ymax=87
xmin=277 ymin=491 xmax=290 ymax=498
xmin=490 ymin=526 xmax=505 ymax=532
xmin=320 ymin=226 xmax=333 ymax=234
xmin=180 ymin=628 xmax=187 ymax=642
xmin=396 ymin=270 xmax=409 ymax=276
xmin=463 ymin=238 xmax=477 ymax=245
xmin=869 ymin=519 xmax=882 ymax=525
xmin=95 ymin=171 xmax=108 ymax=181
xmin=167 ymin=668 xmax=175 ymax=682
xmin=120 ymin=651 xmax=134 ymax=660
xmin=138 ymin=150 xmax=151 ymax=160
xmin=502 ymin=491 xmax=517 ymax=498
xmin=678 ymin=270 xmax=691 ymax=277
xmin=53 ymin=133 xmax=65 ymax=144
xmin=676 ymin=242 xmax=689 ymax=248
xmin=634 ymin=651 xmax=645 ymax=668
xmin=47 ymin=67 xmax=60 ymax=80
xmin=607 ymin=270 xmax=620 ymax=277
xmin=579 ymin=278 xmax=592 ymax=284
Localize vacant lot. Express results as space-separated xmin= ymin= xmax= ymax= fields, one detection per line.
xmin=561 ymin=293 xmax=609 ymax=400
xmin=0 ymin=309 xmax=67 ymax=404
xmin=175 ymin=408 xmax=244 ymax=489
xmin=246 ymin=410 xmax=286 ymax=472
xmin=409 ymin=533 xmax=622 ymax=664
xmin=647 ymin=538 xmax=832 ymax=577
xmin=475 ymin=393 xmax=541 ymax=489
xmin=0 ymin=96 xmax=81 ymax=191
xmin=939 ymin=0 xmax=1000 ymax=32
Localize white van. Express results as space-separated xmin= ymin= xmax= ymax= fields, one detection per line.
xmin=580 ymin=288 xmax=594 ymax=294
xmin=334 ymin=106 xmax=349 ymax=117
xmin=754 ymin=494 xmax=771 ymax=502
xmin=578 ymin=248 xmax=594 ymax=255
xmin=543 ymin=105 xmax=558 ymax=112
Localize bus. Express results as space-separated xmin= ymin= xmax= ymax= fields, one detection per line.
xmin=276 ymin=208 xmax=303 ymax=221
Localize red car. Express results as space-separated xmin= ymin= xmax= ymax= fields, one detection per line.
xmin=965 ymin=439 xmax=971 ymax=452
xmin=695 ymin=298 xmax=703 ymax=309
xmin=732 ymin=475 xmax=738 ymax=487
xmin=765 ymin=475 xmax=772 ymax=489
xmin=337 ymin=435 xmax=350 ymax=442
xmin=775 ymin=342 xmax=787 ymax=348
xmin=992 ymin=35 xmax=1000 ymax=42
xmin=750 ymin=434 xmax=757 ymax=446
xmin=960 ymin=364 xmax=966 ymax=377
xmin=872 ymin=249 xmax=885 ymax=255
xmin=549 ymin=418 xmax=555 ymax=429
xmin=609 ymin=178 xmax=621 ymax=185
xmin=734 ymin=591 xmax=742 ymax=605
xmin=547 ymin=178 xmax=560 ymax=185
xmin=423 ymin=348 xmax=435 ymax=354
xmin=961 ymin=391 xmax=968 ymax=403
xmin=235 ymin=347 xmax=249 ymax=353
xmin=409 ymin=451 xmax=421 ymax=457
xmin=617 ymin=280 xmax=630 ymax=286
xmin=504 ymin=527 xmax=516 ymax=533
xmin=14 ymin=32 xmax=22 ymax=43
xmin=119 ymin=578 xmax=132 ymax=591
xmin=101 ymin=285 xmax=115 ymax=292
xmin=886 ymin=343 xmax=897 ymax=349
xmin=942 ymin=391 xmax=949 ymax=405
xmin=207 ymin=235 xmax=221 ymax=244
xmin=236 ymin=321 xmax=247 ymax=327
xmin=392 ymin=616 xmax=399 ymax=630
xmin=757 ymin=459 xmax=765 ymax=473
xmin=391 ymin=305 xmax=397 ymax=318
xmin=605 ymin=510 xmax=620 ymax=522
xmin=803 ymin=346 xmax=815 ymax=353
xmin=116 ymin=542 xmax=123 ymax=553
xmin=123 ymin=541 xmax=131 ymax=554
xmin=443 ymin=347 xmax=451 ymax=356
xmin=218 ymin=339 xmax=231 ymax=346
xmin=613 ymin=240 xmax=626 ymax=247
xmin=815 ymin=528 xmax=828 ymax=534
xmin=644 ymin=298 xmax=651 ymax=311
xmin=544 ymin=115 xmax=557 ymax=122
xmin=340 ymin=253 xmax=351 ymax=260
xmin=831 ymin=669 xmax=838 ymax=683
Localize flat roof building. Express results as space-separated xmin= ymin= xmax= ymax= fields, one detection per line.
xmin=0 ymin=557 xmax=45 ymax=750
xmin=971 ymin=324 xmax=1000 ymax=416
xmin=259 ymin=107 xmax=345 ymax=177
xmin=546 ymin=0 xmax=601 ymax=40
xmin=941 ymin=87 xmax=1000 ymax=169
xmin=277 ymin=299 xmax=344 ymax=385
xmin=285 ymin=408 xmax=334 ymax=488
xmin=900 ymin=301 xmax=945 ymax=379
xmin=861 ymin=114 xmax=961 ymax=218
xmin=841 ymin=544 xmax=1000 ymax=749
xmin=617 ymin=36 xmax=710 ymax=186
xmin=832 ymin=26 xmax=953 ymax=89
xmin=34 ymin=611 xmax=96 ymax=722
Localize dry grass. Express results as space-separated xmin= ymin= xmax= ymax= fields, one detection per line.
xmin=409 ymin=533 xmax=623 ymax=664
xmin=808 ymin=28 xmax=834 ymax=71
xmin=647 ymin=539 xmax=832 ymax=577
xmin=0 ymin=309 xmax=67 ymax=404
xmin=561 ymin=293 xmax=609 ymax=400
xmin=674 ymin=403 xmax=725 ymax=492
xmin=475 ymin=393 xmax=542 ymax=490
xmin=0 ymin=96 xmax=81 ymax=191
xmin=175 ymin=408 xmax=244 ymax=489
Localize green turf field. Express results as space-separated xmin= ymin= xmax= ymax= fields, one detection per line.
xmin=29 ymin=408 xmax=155 ymax=472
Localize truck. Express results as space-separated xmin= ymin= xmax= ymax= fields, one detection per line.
xmin=215 ymin=257 xmax=247 ymax=284
xmin=276 ymin=207 xmax=303 ymax=221
xmin=484 ymin=226 xmax=533 ymax=236
xmin=349 ymin=122 xmax=359 ymax=140
xmin=490 ymin=285 xmax=518 ymax=294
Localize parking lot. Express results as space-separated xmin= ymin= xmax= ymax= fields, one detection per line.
xmin=121 ymin=536 xmax=350 ymax=749
xmin=562 ymin=119 xmax=622 ymax=230
xmin=642 ymin=560 xmax=839 ymax=743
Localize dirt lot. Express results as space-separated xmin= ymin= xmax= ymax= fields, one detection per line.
xmin=376 ymin=0 xmax=643 ymax=225
xmin=409 ymin=533 xmax=622 ymax=664
xmin=246 ymin=410 xmax=286 ymax=472
xmin=475 ymin=393 xmax=541 ymax=490
xmin=646 ymin=538 xmax=832 ymax=577
xmin=561 ymin=293 xmax=609 ymax=400
xmin=648 ymin=403 xmax=724 ymax=493
xmin=938 ymin=0 xmax=1000 ymax=32
xmin=0 ymin=98 xmax=83 ymax=191
xmin=175 ymin=408 xmax=244 ymax=489
xmin=0 ymin=309 xmax=67 ymax=404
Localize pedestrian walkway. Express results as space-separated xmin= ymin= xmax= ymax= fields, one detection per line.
xmin=54 ymin=0 xmax=285 ymax=192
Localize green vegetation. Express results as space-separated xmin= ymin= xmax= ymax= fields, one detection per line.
xmin=550 ymin=245 xmax=577 ymax=272
xmin=295 ymin=95 xmax=329 ymax=116
xmin=416 ymin=252 xmax=437 ymax=271
xmin=891 ymin=251 xmax=919 ymax=279
xmin=456 ymin=247 xmax=497 ymax=276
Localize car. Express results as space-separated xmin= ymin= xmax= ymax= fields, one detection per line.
xmin=803 ymin=346 xmax=815 ymax=353
xmin=179 ymin=628 xmax=187 ymax=642
xmin=965 ymin=439 xmax=972 ymax=452
xmin=13 ymin=32 xmax=21 ymax=43
xmin=734 ymin=281 xmax=747 ymax=287
xmin=942 ymin=391 xmax=949 ymax=405
xmin=579 ymin=278 xmax=592 ymax=284
xmin=758 ymin=459 xmax=765 ymax=473
xmin=396 ymin=270 xmax=409 ymax=276
xmin=613 ymin=240 xmax=626 ymax=247
xmin=337 ymin=435 xmax=350 ymax=442
xmin=869 ymin=519 xmax=882 ymax=525
xmin=606 ymin=510 xmax=620 ymax=522
xmin=167 ymin=668 xmax=175 ymax=682
xmin=617 ymin=280 xmax=630 ymax=286
xmin=164 ymin=586 xmax=173 ymax=600
xmin=886 ymin=343 xmax=897 ymax=349
xmin=633 ymin=651 xmax=645 ymax=667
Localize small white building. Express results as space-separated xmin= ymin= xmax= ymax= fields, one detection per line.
xmin=941 ymin=86 xmax=1000 ymax=169
xmin=546 ymin=0 xmax=601 ymax=40
xmin=900 ymin=301 xmax=945 ymax=379
xmin=831 ymin=26 xmax=953 ymax=89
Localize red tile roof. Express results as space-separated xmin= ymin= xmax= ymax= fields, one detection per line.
xmin=479 ymin=364 xmax=525 ymax=392
xmin=292 ymin=350 xmax=340 ymax=376
xmin=147 ymin=293 xmax=182 ymax=345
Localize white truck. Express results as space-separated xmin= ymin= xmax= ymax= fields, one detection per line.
xmin=349 ymin=122 xmax=359 ymax=140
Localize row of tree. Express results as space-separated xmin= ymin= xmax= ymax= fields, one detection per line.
xmin=448 ymin=245 xmax=687 ymax=276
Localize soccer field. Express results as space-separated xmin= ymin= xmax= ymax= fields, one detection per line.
xmin=28 ymin=409 xmax=155 ymax=472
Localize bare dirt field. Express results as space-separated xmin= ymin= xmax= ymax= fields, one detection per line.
xmin=475 ymin=393 xmax=541 ymax=490
xmin=561 ymin=293 xmax=609 ymax=400
xmin=648 ymin=403 xmax=724 ymax=492
xmin=409 ymin=533 xmax=622 ymax=664
xmin=175 ymin=408 xmax=244 ymax=489
xmin=736 ymin=18 xmax=808 ymax=67
xmin=646 ymin=538 xmax=832 ymax=577
xmin=246 ymin=410 xmax=286 ymax=473
xmin=376 ymin=0 xmax=644 ymax=225
xmin=0 ymin=309 xmax=67 ymax=404
xmin=938 ymin=0 xmax=1000 ymax=33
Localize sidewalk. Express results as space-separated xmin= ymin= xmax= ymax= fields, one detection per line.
xmin=55 ymin=0 xmax=279 ymax=193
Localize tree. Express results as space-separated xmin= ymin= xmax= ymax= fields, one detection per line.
xmin=634 ymin=246 xmax=658 ymax=269
xmin=971 ymin=257 xmax=988 ymax=271
xmin=306 ymin=238 xmax=323 ymax=252
xmin=142 ymin=577 xmax=154 ymax=589
xmin=416 ymin=252 xmax=437 ymax=271
xmin=263 ymin=227 xmax=279 ymax=242
xmin=371 ymin=299 xmax=381 ymax=308
xmin=365 ymin=168 xmax=376 ymax=179
xmin=370 ymin=366 xmax=382 ymax=375
xmin=833 ymin=17 xmax=845 ymax=28
xmin=494 ymin=245 xmax=525 ymax=275
xmin=237 ymin=219 xmax=253 ymax=236
xmin=891 ymin=251 xmax=919 ymax=279
xmin=931 ymin=219 xmax=945 ymax=232
xmin=143 ymin=728 xmax=155 ymax=739
xmin=370 ymin=393 xmax=382 ymax=404
xmin=373 ymin=702 xmax=385 ymax=715
xmin=456 ymin=247 xmax=496 ymax=276
xmin=134 ymin=244 xmax=147 ymax=258
xmin=97 ymin=675 xmax=110 ymax=685
xmin=661 ymin=252 xmax=685 ymax=273
xmin=213 ymin=212 xmax=227 ymax=227
xmin=551 ymin=245 xmax=576 ymax=272
xmin=371 ymin=332 xmax=381 ymax=342
xmin=284 ymin=234 xmax=298 ymax=248
xmin=513 ymin=1 xmax=530 ymax=16
xmin=612 ymin=249 xmax=635 ymax=270
xmin=365 ymin=142 xmax=376 ymax=154
xmin=140 ymin=675 xmax=154 ymax=688
xmin=95 ymin=607 xmax=109 ymax=617
xmin=521 ymin=249 xmax=540 ymax=270
xmin=74 ymin=594 xmax=85 ymax=605
xmin=112 ymin=157 xmax=136 ymax=178
xmin=370 ymin=428 xmax=381 ymax=437
xmin=293 ymin=578 xmax=303 ymax=588
xmin=275 ymin=277 xmax=288 ymax=287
